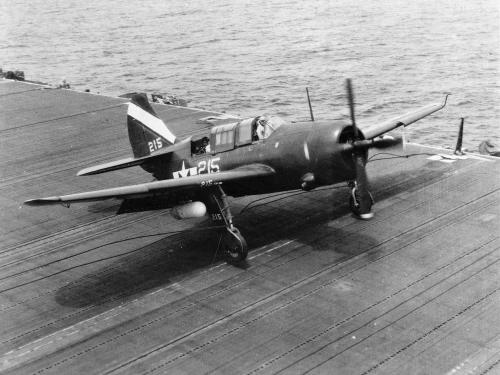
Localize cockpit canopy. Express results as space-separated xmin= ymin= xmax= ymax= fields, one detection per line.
xmin=207 ymin=115 xmax=287 ymax=154
xmin=235 ymin=115 xmax=286 ymax=146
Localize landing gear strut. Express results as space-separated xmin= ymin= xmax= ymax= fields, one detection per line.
xmin=348 ymin=181 xmax=374 ymax=219
xmin=205 ymin=186 xmax=248 ymax=263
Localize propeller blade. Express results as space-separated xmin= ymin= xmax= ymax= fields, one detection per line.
xmin=346 ymin=78 xmax=359 ymax=140
xmin=369 ymin=136 xmax=402 ymax=149
xmin=345 ymin=78 xmax=374 ymax=219
xmin=342 ymin=136 xmax=403 ymax=152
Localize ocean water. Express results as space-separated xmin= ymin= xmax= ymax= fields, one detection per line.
xmin=1 ymin=0 xmax=499 ymax=150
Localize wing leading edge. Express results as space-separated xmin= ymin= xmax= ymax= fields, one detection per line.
xmin=24 ymin=164 xmax=275 ymax=206
xmin=361 ymin=94 xmax=449 ymax=139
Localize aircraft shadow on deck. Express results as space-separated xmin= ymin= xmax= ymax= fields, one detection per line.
xmin=55 ymin=160 xmax=445 ymax=308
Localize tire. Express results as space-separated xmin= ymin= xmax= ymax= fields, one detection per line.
xmin=349 ymin=188 xmax=374 ymax=218
xmin=223 ymin=228 xmax=248 ymax=263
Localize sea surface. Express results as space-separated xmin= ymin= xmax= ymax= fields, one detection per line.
xmin=1 ymin=0 xmax=499 ymax=150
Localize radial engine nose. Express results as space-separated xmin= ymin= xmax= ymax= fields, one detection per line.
xmin=337 ymin=124 xmax=367 ymax=165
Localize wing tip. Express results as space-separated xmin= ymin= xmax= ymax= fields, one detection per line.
xmin=24 ymin=197 xmax=62 ymax=206
xmin=76 ymin=167 xmax=96 ymax=176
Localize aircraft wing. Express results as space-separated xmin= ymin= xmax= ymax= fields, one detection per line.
xmin=361 ymin=95 xmax=449 ymax=139
xmin=77 ymin=137 xmax=191 ymax=176
xmin=24 ymin=164 xmax=275 ymax=206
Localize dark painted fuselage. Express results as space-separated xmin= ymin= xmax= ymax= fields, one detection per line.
xmin=144 ymin=120 xmax=360 ymax=199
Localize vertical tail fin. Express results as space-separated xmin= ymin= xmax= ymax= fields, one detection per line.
xmin=127 ymin=94 xmax=176 ymax=158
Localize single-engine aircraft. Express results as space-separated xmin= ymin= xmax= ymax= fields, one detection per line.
xmin=25 ymin=80 xmax=448 ymax=263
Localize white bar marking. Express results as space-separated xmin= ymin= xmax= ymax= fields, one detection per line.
xmin=128 ymin=102 xmax=176 ymax=144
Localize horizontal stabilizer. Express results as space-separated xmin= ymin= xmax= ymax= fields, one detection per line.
xmin=25 ymin=164 xmax=275 ymax=206
xmin=77 ymin=156 xmax=147 ymax=176
xmin=77 ymin=138 xmax=190 ymax=176
xmin=362 ymin=95 xmax=449 ymax=139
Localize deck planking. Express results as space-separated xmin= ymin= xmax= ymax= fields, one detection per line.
xmin=0 ymin=80 xmax=498 ymax=375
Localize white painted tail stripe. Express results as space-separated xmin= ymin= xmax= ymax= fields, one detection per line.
xmin=128 ymin=102 xmax=176 ymax=144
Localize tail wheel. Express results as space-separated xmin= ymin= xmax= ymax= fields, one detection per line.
xmin=222 ymin=228 xmax=248 ymax=263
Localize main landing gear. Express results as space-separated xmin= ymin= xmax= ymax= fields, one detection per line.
xmin=205 ymin=186 xmax=248 ymax=263
xmin=348 ymin=181 xmax=374 ymax=220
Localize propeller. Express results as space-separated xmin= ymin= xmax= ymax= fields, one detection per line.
xmin=345 ymin=136 xmax=403 ymax=151
xmin=345 ymin=79 xmax=374 ymax=219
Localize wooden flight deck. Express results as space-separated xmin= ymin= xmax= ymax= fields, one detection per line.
xmin=0 ymin=80 xmax=499 ymax=374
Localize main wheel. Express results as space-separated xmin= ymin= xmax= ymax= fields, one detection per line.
xmin=222 ymin=228 xmax=248 ymax=263
xmin=349 ymin=187 xmax=374 ymax=218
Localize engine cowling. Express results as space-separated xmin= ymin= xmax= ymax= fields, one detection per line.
xmin=171 ymin=201 xmax=207 ymax=220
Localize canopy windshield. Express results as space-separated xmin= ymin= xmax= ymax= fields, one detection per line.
xmin=255 ymin=116 xmax=287 ymax=139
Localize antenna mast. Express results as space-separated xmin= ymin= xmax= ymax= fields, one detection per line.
xmin=306 ymin=87 xmax=315 ymax=121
